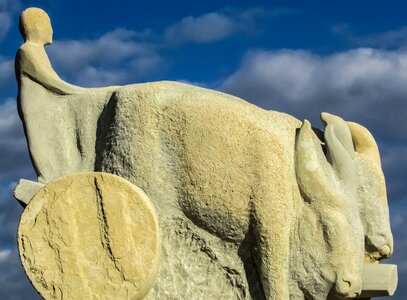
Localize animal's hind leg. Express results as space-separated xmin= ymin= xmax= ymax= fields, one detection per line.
xmin=252 ymin=187 xmax=292 ymax=299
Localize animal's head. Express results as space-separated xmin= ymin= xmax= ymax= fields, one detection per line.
xmin=321 ymin=113 xmax=393 ymax=262
xmin=349 ymin=121 xmax=393 ymax=261
xmin=296 ymin=119 xmax=364 ymax=298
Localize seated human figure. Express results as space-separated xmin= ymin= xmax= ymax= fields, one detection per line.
xmin=16 ymin=8 xmax=118 ymax=183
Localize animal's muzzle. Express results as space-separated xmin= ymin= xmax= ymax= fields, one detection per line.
xmin=335 ymin=275 xmax=362 ymax=298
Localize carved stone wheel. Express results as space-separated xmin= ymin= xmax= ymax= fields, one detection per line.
xmin=17 ymin=172 xmax=160 ymax=300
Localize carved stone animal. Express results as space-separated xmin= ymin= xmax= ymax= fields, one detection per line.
xmin=18 ymin=65 xmax=391 ymax=300
xmin=15 ymin=7 xmax=393 ymax=299
xmin=94 ymin=83 xmax=384 ymax=298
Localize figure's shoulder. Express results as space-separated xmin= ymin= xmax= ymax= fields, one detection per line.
xmin=16 ymin=42 xmax=51 ymax=74
xmin=17 ymin=42 xmax=43 ymax=59
xmin=16 ymin=44 xmax=35 ymax=72
xmin=16 ymin=43 xmax=31 ymax=61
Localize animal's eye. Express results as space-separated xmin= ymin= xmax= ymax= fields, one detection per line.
xmin=322 ymin=223 xmax=337 ymax=251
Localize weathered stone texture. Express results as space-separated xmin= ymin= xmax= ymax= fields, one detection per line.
xmin=18 ymin=173 xmax=160 ymax=300
xmin=14 ymin=7 xmax=397 ymax=300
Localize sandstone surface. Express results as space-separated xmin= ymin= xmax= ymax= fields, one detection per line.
xmin=14 ymin=7 xmax=397 ymax=300
xmin=18 ymin=172 xmax=160 ymax=300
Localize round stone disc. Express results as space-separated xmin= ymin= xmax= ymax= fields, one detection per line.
xmin=18 ymin=172 xmax=160 ymax=300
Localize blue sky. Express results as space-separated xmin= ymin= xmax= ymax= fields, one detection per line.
xmin=0 ymin=0 xmax=406 ymax=298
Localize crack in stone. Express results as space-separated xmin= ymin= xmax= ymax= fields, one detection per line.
xmin=94 ymin=177 xmax=126 ymax=282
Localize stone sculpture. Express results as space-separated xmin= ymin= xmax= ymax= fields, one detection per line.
xmin=14 ymin=7 xmax=396 ymax=300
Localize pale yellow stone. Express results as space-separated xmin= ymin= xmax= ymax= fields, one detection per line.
xmin=359 ymin=263 xmax=398 ymax=298
xmin=13 ymin=179 xmax=44 ymax=206
xmin=17 ymin=172 xmax=160 ymax=300
xmin=15 ymin=7 xmax=396 ymax=300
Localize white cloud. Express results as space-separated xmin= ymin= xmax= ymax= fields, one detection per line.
xmin=164 ymin=8 xmax=268 ymax=45
xmin=0 ymin=245 xmax=39 ymax=299
xmin=364 ymin=27 xmax=407 ymax=48
xmin=381 ymin=144 xmax=407 ymax=204
xmin=164 ymin=12 xmax=239 ymax=44
xmin=0 ymin=57 xmax=13 ymax=87
xmin=0 ymin=99 xmax=20 ymax=137
xmin=47 ymin=28 xmax=165 ymax=87
xmin=333 ymin=24 xmax=407 ymax=49
xmin=221 ymin=48 xmax=407 ymax=143
xmin=0 ymin=249 xmax=11 ymax=262
xmin=0 ymin=99 xmax=34 ymax=182
xmin=0 ymin=183 xmax=38 ymax=297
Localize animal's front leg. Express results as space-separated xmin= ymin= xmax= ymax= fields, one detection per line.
xmin=252 ymin=193 xmax=292 ymax=300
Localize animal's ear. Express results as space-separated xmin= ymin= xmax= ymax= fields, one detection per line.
xmin=321 ymin=113 xmax=356 ymax=185
xmin=347 ymin=121 xmax=382 ymax=167
xmin=295 ymin=117 xmax=357 ymax=204
xmin=296 ymin=120 xmax=343 ymax=203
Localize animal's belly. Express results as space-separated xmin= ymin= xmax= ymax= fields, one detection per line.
xmin=180 ymin=197 xmax=251 ymax=243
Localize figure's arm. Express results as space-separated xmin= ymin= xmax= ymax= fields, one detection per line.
xmin=17 ymin=43 xmax=84 ymax=95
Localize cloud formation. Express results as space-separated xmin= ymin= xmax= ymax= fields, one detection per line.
xmin=0 ymin=100 xmax=38 ymax=298
xmin=221 ymin=48 xmax=407 ymax=143
xmin=0 ymin=183 xmax=39 ymax=299
xmin=0 ymin=99 xmax=33 ymax=183
xmin=164 ymin=8 xmax=266 ymax=45
xmin=47 ymin=29 xmax=165 ymax=87
xmin=43 ymin=7 xmax=296 ymax=87
xmin=0 ymin=249 xmax=11 ymax=262
xmin=164 ymin=12 xmax=239 ymax=44
xmin=381 ymin=144 xmax=407 ymax=204
xmin=333 ymin=24 xmax=407 ymax=49
xmin=0 ymin=246 xmax=39 ymax=299
xmin=0 ymin=56 xmax=14 ymax=88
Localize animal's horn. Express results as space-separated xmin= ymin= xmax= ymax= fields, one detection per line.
xmin=347 ymin=122 xmax=382 ymax=167
xmin=322 ymin=114 xmax=356 ymax=185
xmin=321 ymin=112 xmax=355 ymax=158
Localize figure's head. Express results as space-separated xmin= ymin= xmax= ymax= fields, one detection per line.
xmin=19 ymin=7 xmax=53 ymax=45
